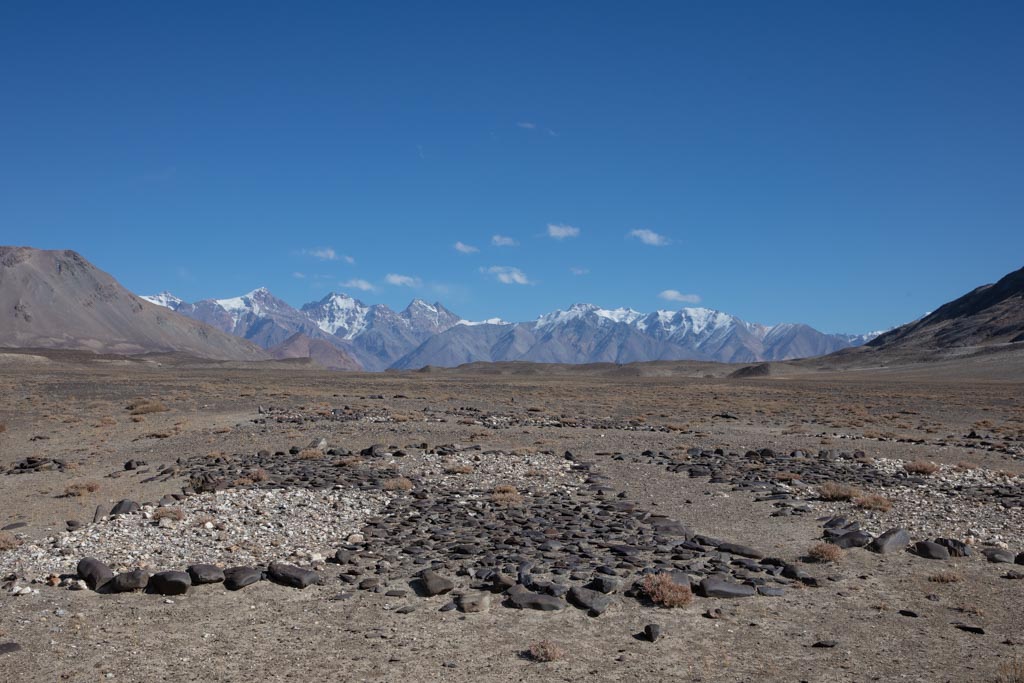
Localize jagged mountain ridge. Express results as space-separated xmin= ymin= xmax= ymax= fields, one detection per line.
xmin=145 ymin=292 xmax=876 ymax=370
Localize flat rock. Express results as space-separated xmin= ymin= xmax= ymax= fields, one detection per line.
xmin=188 ymin=564 xmax=225 ymax=585
xmin=457 ymin=592 xmax=491 ymax=613
xmin=832 ymin=530 xmax=873 ymax=549
xmin=223 ymin=566 xmax=262 ymax=591
xmin=983 ymin=548 xmax=1015 ymax=564
xmin=104 ymin=569 xmax=150 ymax=593
xmin=913 ymin=541 xmax=951 ymax=560
xmin=507 ymin=584 xmax=566 ymax=611
xmin=77 ymin=557 xmax=114 ymax=591
xmin=699 ymin=577 xmax=756 ymax=598
xmin=148 ymin=571 xmax=191 ymax=596
xmin=268 ymin=562 xmax=321 ymax=589
xmin=419 ymin=569 xmax=454 ymax=596
xmin=568 ymin=586 xmax=613 ymax=616
xmin=109 ymin=499 xmax=140 ymax=516
xmin=0 ymin=643 xmax=22 ymax=655
xmin=868 ymin=528 xmax=910 ymax=554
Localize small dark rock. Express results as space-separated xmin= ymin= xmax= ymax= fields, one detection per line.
xmin=644 ymin=624 xmax=662 ymax=642
xmin=223 ymin=566 xmax=262 ymax=591
xmin=187 ymin=564 xmax=225 ymax=585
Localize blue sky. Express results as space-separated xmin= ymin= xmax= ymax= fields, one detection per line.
xmin=2 ymin=1 xmax=1022 ymax=333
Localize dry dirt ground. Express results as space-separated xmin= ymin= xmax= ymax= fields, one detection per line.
xmin=1 ymin=353 xmax=1023 ymax=682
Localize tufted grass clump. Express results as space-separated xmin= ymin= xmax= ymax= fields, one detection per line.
xmin=807 ymin=542 xmax=844 ymax=563
xmin=525 ymin=640 xmax=566 ymax=662
xmin=818 ymin=482 xmax=862 ymax=501
xmin=904 ymin=459 xmax=940 ymax=475
xmin=641 ymin=572 xmax=693 ymax=608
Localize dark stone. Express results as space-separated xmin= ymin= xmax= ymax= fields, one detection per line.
xmin=109 ymin=499 xmax=140 ymax=516
xmin=0 ymin=643 xmax=22 ymax=655
xmin=644 ymin=624 xmax=662 ymax=642
xmin=832 ymin=530 xmax=873 ymax=549
xmin=105 ymin=569 xmax=150 ymax=593
xmin=868 ymin=528 xmax=910 ymax=554
xmin=812 ymin=640 xmax=838 ymax=648
xmin=983 ymin=548 xmax=1015 ymax=564
xmin=148 ymin=571 xmax=191 ymax=596
xmin=507 ymin=584 xmax=566 ymax=611
xmin=953 ymin=623 xmax=985 ymax=635
xmin=419 ymin=569 xmax=454 ymax=596
xmin=589 ymin=575 xmax=621 ymax=594
xmin=699 ymin=577 xmax=756 ymax=598
xmin=757 ymin=586 xmax=785 ymax=597
xmin=223 ymin=566 xmax=262 ymax=590
xmin=268 ymin=562 xmax=321 ymax=589
xmin=1016 ymin=552 xmax=1024 ymax=566
xmin=898 ymin=610 xmax=919 ymax=617
xmin=935 ymin=538 xmax=972 ymax=557
xmin=913 ymin=541 xmax=951 ymax=560
xmin=717 ymin=542 xmax=762 ymax=559
xmin=77 ymin=557 xmax=114 ymax=591
xmin=187 ymin=564 xmax=225 ymax=585
xmin=568 ymin=586 xmax=613 ymax=616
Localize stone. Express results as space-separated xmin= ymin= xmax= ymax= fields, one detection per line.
xmin=717 ymin=542 xmax=762 ymax=559
xmin=568 ymin=586 xmax=613 ymax=616
xmin=419 ymin=570 xmax=454 ymax=596
xmin=699 ymin=577 xmax=756 ymax=598
xmin=953 ymin=623 xmax=985 ymax=635
xmin=812 ymin=640 xmax=838 ymax=648
xmin=589 ymin=575 xmax=621 ymax=594
xmin=109 ymin=499 xmax=140 ymax=516
xmin=187 ymin=564 xmax=225 ymax=585
xmin=148 ymin=571 xmax=191 ymax=596
xmin=223 ymin=566 xmax=262 ymax=591
xmin=0 ymin=643 xmax=22 ymax=655
xmin=757 ymin=586 xmax=785 ymax=597
xmin=983 ymin=548 xmax=1015 ymax=564
xmin=1016 ymin=552 xmax=1024 ymax=566
xmin=457 ymin=592 xmax=491 ymax=613
xmin=868 ymin=528 xmax=911 ymax=554
xmin=77 ymin=557 xmax=114 ymax=591
xmin=105 ymin=570 xmax=150 ymax=593
xmin=507 ymin=584 xmax=566 ymax=611
xmin=832 ymin=530 xmax=873 ymax=549
xmin=913 ymin=541 xmax=951 ymax=560
xmin=644 ymin=624 xmax=662 ymax=643
xmin=935 ymin=538 xmax=972 ymax=558
xmin=268 ymin=562 xmax=321 ymax=589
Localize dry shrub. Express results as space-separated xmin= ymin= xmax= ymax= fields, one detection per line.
xmin=333 ymin=456 xmax=363 ymax=467
xmin=525 ymin=640 xmax=566 ymax=663
xmin=773 ymin=471 xmax=801 ymax=481
xmin=904 ymin=459 xmax=940 ymax=475
xmin=525 ymin=468 xmax=546 ymax=478
xmin=641 ymin=572 xmax=693 ymax=607
xmin=0 ymin=423 xmax=6 ymax=434
xmin=997 ymin=658 xmax=1024 ymax=683
xmin=298 ymin=449 xmax=324 ymax=460
xmin=231 ymin=477 xmax=255 ymax=487
xmin=443 ymin=462 xmax=474 ymax=475
xmin=818 ymin=482 xmax=862 ymax=501
xmin=953 ymin=461 xmax=979 ymax=472
xmin=928 ymin=571 xmax=962 ymax=584
xmin=153 ymin=507 xmax=184 ymax=522
xmin=193 ymin=514 xmax=214 ymax=528
xmin=130 ymin=415 xmax=146 ymax=423
xmin=250 ymin=468 xmax=269 ymax=482
xmin=128 ymin=400 xmax=168 ymax=415
xmin=382 ymin=476 xmax=413 ymax=491
xmin=64 ymin=481 xmax=100 ymax=497
xmin=0 ymin=531 xmax=21 ymax=551
xmin=854 ymin=494 xmax=893 ymax=512
xmin=491 ymin=485 xmax=523 ymax=505
xmin=807 ymin=542 xmax=844 ymax=563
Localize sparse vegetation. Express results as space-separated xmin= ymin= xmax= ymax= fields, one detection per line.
xmin=0 ymin=531 xmax=21 ymax=551
xmin=490 ymin=484 xmax=523 ymax=505
xmin=854 ymin=494 xmax=894 ymax=512
xmin=525 ymin=640 xmax=566 ymax=662
xmin=382 ymin=476 xmax=414 ymax=491
xmin=928 ymin=571 xmax=962 ymax=584
xmin=996 ymin=658 xmax=1024 ymax=683
xmin=0 ymin=423 xmax=6 ymax=434
xmin=807 ymin=542 xmax=844 ymax=563
xmin=443 ymin=462 xmax=474 ymax=475
xmin=904 ymin=459 xmax=941 ymax=475
xmin=153 ymin=507 xmax=184 ymax=522
xmin=127 ymin=400 xmax=168 ymax=415
xmin=64 ymin=481 xmax=100 ymax=497
xmin=298 ymin=449 xmax=324 ymax=460
xmin=250 ymin=468 xmax=269 ymax=482
xmin=818 ymin=482 xmax=862 ymax=501
xmin=641 ymin=572 xmax=694 ymax=607
xmin=953 ymin=461 xmax=980 ymax=472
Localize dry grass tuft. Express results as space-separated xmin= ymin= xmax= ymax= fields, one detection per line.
xmin=64 ymin=481 xmax=100 ymax=497
xmin=641 ymin=572 xmax=694 ymax=607
xmin=854 ymin=494 xmax=893 ymax=512
xmin=773 ymin=471 xmax=802 ymax=481
xmin=382 ymin=476 xmax=414 ymax=491
xmin=997 ymin=658 xmax=1024 ymax=683
xmin=128 ymin=400 xmax=168 ymax=415
xmin=153 ymin=507 xmax=184 ymax=522
xmin=904 ymin=459 xmax=940 ymax=475
xmin=443 ymin=462 xmax=474 ymax=475
xmin=491 ymin=484 xmax=523 ymax=505
xmin=0 ymin=531 xmax=21 ymax=551
xmin=0 ymin=423 xmax=6 ymax=434
xmin=525 ymin=640 xmax=566 ymax=662
xmin=928 ymin=571 xmax=962 ymax=584
xmin=807 ymin=542 xmax=844 ymax=563
xmin=298 ymin=449 xmax=324 ymax=460
xmin=250 ymin=468 xmax=269 ymax=482
xmin=953 ymin=461 xmax=980 ymax=472
xmin=818 ymin=482 xmax=862 ymax=501
xmin=333 ymin=456 xmax=364 ymax=467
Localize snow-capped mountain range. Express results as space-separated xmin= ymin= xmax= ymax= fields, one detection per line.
xmin=142 ymin=289 xmax=881 ymax=371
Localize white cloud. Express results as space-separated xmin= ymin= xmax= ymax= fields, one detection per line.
xmin=454 ymin=241 xmax=479 ymax=254
xmin=385 ymin=273 xmax=421 ymax=287
xmin=491 ymin=234 xmax=517 ymax=247
xmin=570 ymin=267 xmax=589 ymax=276
xmin=547 ymin=223 xmax=580 ymax=239
xmin=341 ymin=278 xmax=375 ymax=292
xmin=659 ymin=290 xmax=701 ymax=304
xmin=292 ymin=272 xmax=306 ymax=279
xmin=483 ymin=266 xmax=532 ymax=285
xmin=517 ymin=122 xmax=537 ymax=130
xmin=629 ymin=229 xmax=670 ymax=246
xmin=343 ymin=255 xmax=355 ymax=265
xmin=304 ymin=247 xmax=338 ymax=261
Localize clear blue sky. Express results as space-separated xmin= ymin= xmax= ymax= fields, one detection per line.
xmin=2 ymin=1 xmax=1022 ymax=333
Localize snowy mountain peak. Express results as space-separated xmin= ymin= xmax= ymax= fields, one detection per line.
xmin=301 ymin=292 xmax=371 ymax=339
xmin=536 ymin=303 xmax=644 ymax=329
xmin=141 ymin=291 xmax=184 ymax=310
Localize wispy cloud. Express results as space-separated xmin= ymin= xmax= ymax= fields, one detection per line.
xmin=385 ymin=273 xmax=421 ymax=287
xmin=629 ymin=229 xmax=670 ymax=246
xmin=659 ymin=290 xmax=701 ymax=304
xmin=570 ymin=267 xmax=589 ymax=276
xmin=343 ymin=255 xmax=355 ymax=265
xmin=292 ymin=272 xmax=306 ymax=279
xmin=547 ymin=223 xmax=580 ymax=239
xmin=454 ymin=241 xmax=479 ymax=254
xmin=483 ymin=266 xmax=532 ymax=285
xmin=492 ymin=234 xmax=517 ymax=247
xmin=304 ymin=247 xmax=339 ymax=261
xmin=517 ymin=122 xmax=537 ymax=130
xmin=342 ymin=278 xmax=375 ymax=292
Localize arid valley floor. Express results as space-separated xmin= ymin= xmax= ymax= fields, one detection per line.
xmin=1 ymin=351 xmax=1023 ymax=682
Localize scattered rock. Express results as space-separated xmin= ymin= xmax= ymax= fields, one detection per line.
xmin=268 ymin=562 xmax=321 ymax=589
xmin=148 ymin=571 xmax=191 ymax=596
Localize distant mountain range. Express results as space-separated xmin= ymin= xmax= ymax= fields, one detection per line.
xmin=143 ymin=288 xmax=880 ymax=370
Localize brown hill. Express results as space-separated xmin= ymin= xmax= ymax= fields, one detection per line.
xmin=0 ymin=246 xmax=267 ymax=360
xmin=269 ymin=333 xmax=363 ymax=371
